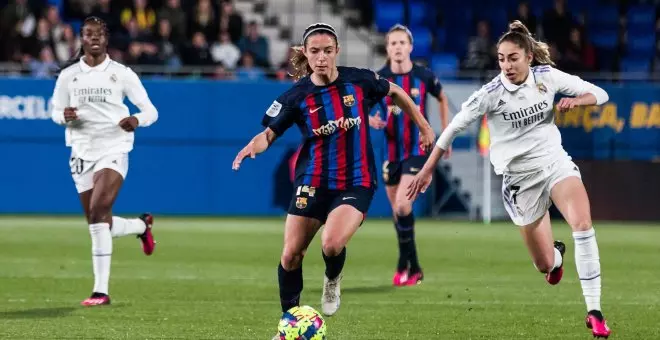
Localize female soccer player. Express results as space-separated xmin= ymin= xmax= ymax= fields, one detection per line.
xmin=232 ymin=23 xmax=435 ymax=324
xmin=50 ymin=16 xmax=159 ymax=306
xmin=369 ymin=24 xmax=450 ymax=287
xmin=406 ymin=21 xmax=611 ymax=338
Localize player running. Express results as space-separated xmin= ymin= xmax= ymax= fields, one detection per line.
xmin=51 ymin=16 xmax=159 ymax=306
xmin=232 ymin=22 xmax=435 ymax=331
xmin=406 ymin=21 xmax=611 ymax=338
xmin=369 ymin=24 xmax=450 ymax=287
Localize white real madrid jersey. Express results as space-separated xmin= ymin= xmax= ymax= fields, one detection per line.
xmin=51 ymin=55 xmax=158 ymax=161
xmin=436 ymin=65 xmax=609 ymax=174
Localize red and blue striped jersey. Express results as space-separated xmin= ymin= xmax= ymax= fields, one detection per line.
xmin=262 ymin=66 xmax=390 ymax=190
xmin=376 ymin=64 xmax=443 ymax=162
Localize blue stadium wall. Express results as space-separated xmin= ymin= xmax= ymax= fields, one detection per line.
xmin=0 ymin=78 xmax=658 ymax=216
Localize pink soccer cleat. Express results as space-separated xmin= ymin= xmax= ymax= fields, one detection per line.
xmin=545 ymin=241 xmax=565 ymax=285
xmin=586 ymin=310 xmax=611 ymax=338
xmin=81 ymin=293 xmax=110 ymax=306
xmin=392 ymin=270 xmax=408 ymax=286
xmin=404 ymin=271 xmax=424 ymax=286
xmin=138 ymin=213 xmax=156 ymax=256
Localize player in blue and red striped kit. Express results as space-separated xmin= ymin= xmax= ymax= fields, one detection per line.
xmin=369 ymin=24 xmax=450 ymax=287
xmin=232 ymin=23 xmax=435 ymax=326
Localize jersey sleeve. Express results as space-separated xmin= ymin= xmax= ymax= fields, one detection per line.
xmin=361 ymin=69 xmax=391 ymax=101
xmin=424 ymin=69 xmax=443 ymax=98
xmin=435 ymin=86 xmax=493 ymax=150
xmin=123 ymin=67 xmax=159 ymax=127
xmin=549 ymin=67 xmax=609 ymax=105
xmin=261 ymin=91 xmax=300 ymax=136
xmin=50 ymin=73 xmax=70 ymax=125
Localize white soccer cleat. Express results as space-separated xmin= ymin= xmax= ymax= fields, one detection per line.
xmin=321 ymin=274 xmax=342 ymax=316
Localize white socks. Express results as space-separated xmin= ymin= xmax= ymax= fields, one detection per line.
xmin=552 ymin=247 xmax=563 ymax=270
xmin=89 ymin=223 xmax=112 ymax=295
xmin=573 ymin=228 xmax=601 ymax=312
xmin=111 ymin=216 xmax=146 ymax=238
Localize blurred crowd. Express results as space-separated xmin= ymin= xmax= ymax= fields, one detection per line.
xmin=0 ymin=0 xmax=295 ymax=80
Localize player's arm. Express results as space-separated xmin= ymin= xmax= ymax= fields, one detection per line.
xmin=232 ymin=128 xmax=278 ymax=170
xmin=407 ymin=88 xmax=492 ymax=200
xmin=427 ymin=72 xmax=451 ymax=157
xmin=387 ymin=82 xmax=435 ymax=150
xmin=437 ymin=90 xmax=449 ymax=132
xmin=550 ymin=67 xmax=609 ymax=112
xmin=51 ymin=73 xmax=75 ymax=125
xmin=120 ymin=68 xmax=159 ymax=131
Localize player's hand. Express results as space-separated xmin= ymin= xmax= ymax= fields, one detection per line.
xmin=232 ymin=141 xmax=257 ymax=171
xmin=368 ymin=113 xmax=386 ymax=129
xmin=419 ymin=127 xmax=436 ymax=152
xmin=406 ymin=168 xmax=433 ymax=201
xmin=64 ymin=107 xmax=78 ymax=122
xmin=556 ymin=97 xmax=579 ymax=112
xmin=118 ymin=116 xmax=139 ymax=131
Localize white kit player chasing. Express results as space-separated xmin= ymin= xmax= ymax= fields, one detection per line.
xmin=50 ymin=16 xmax=159 ymax=306
xmin=406 ymin=21 xmax=611 ymax=338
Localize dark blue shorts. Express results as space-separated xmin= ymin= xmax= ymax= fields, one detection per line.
xmin=288 ymin=185 xmax=375 ymax=224
xmin=382 ymin=156 xmax=428 ymax=186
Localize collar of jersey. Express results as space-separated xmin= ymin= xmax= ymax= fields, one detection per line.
xmin=79 ymin=54 xmax=111 ymax=73
xmin=499 ymin=67 xmax=535 ymax=92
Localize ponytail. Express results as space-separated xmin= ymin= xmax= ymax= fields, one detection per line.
xmin=499 ymin=20 xmax=555 ymax=67
xmin=288 ymin=45 xmax=312 ymax=81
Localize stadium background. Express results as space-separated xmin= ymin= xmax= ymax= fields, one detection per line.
xmin=0 ymin=0 xmax=658 ymax=220
xmin=1 ymin=1 xmax=660 ymax=339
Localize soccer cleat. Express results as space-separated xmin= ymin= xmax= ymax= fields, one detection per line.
xmin=404 ymin=270 xmax=424 ymax=286
xmin=545 ymin=240 xmax=565 ymax=285
xmin=321 ymin=274 xmax=342 ymax=316
xmin=137 ymin=213 xmax=156 ymax=256
xmin=392 ymin=270 xmax=408 ymax=286
xmin=585 ymin=310 xmax=611 ymax=338
xmin=80 ymin=292 xmax=110 ymax=306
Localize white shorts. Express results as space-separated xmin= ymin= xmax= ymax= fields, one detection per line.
xmin=501 ymin=157 xmax=582 ymax=226
xmin=70 ymin=152 xmax=129 ymax=193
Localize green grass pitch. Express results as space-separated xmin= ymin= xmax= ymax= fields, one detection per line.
xmin=0 ymin=216 xmax=658 ymax=339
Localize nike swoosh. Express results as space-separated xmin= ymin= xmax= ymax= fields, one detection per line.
xmin=342 ymin=197 xmax=356 ymax=200
xmin=310 ymin=106 xmax=323 ymax=113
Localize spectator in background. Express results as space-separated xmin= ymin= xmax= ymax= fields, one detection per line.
xmin=561 ymin=27 xmax=596 ymax=72
xmin=510 ymin=1 xmax=537 ymax=36
xmin=238 ymin=21 xmax=270 ymax=68
xmin=54 ymin=24 xmax=81 ymax=63
xmin=1 ymin=0 xmax=36 ymax=42
xmin=118 ymin=18 xmax=152 ymax=52
xmin=158 ymin=0 xmax=187 ymax=45
xmin=183 ymin=31 xmax=213 ymax=66
xmin=218 ymin=0 xmax=243 ymax=45
xmin=235 ymin=52 xmax=265 ymax=80
xmin=213 ymin=64 xmax=234 ymax=80
xmin=542 ymin=0 xmax=574 ymax=52
xmin=89 ymin=0 xmax=119 ymax=34
xmin=155 ymin=19 xmax=181 ymax=67
xmin=189 ymin=0 xmax=217 ymax=42
xmin=121 ymin=0 xmax=157 ymax=37
xmin=27 ymin=18 xmax=53 ymax=58
xmin=45 ymin=5 xmax=66 ymax=44
xmin=66 ymin=0 xmax=96 ymax=19
xmin=211 ymin=30 xmax=241 ymax=69
xmin=29 ymin=46 xmax=59 ymax=78
xmin=463 ymin=20 xmax=495 ymax=70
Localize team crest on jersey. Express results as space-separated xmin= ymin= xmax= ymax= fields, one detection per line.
xmin=110 ymin=74 xmax=117 ymax=83
xmin=296 ymin=197 xmax=308 ymax=209
xmin=343 ymin=94 xmax=355 ymax=107
xmin=536 ymin=83 xmax=547 ymax=94
xmin=410 ymin=88 xmax=420 ymax=97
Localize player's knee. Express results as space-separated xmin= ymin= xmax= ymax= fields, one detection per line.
xmin=321 ymin=241 xmax=344 ymax=257
xmin=88 ymin=201 xmax=112 ymax=224
xmin=569 ymin=219 xmax=592 ymax=232
xmin=393 ymin=200 xmax=412 ymax=216
xmin=281 ymin=251 xmax=303 ymax=271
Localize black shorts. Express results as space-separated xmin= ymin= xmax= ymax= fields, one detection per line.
xmin=288 ymin=185 xmax=375 ymax=224
xmin=382 ymin=156 xmax=427 ymax=186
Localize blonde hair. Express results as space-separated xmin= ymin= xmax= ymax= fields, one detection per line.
xmin=384 ymin=24 xmax=413 ymax=65
xmin=498 ymin=20 xmax=555 ymax=66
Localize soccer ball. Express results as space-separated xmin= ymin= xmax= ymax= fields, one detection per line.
xmin=277 ymin=305 xmax=327 ymax=340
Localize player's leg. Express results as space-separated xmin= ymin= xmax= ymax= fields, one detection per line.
xmin=383 ymin=161 xmax=410 ymax=285
xmin=278 ymin=214 xmax=321 ymax=313
xmin=319 ymin=187 xmax=374 ymax=316
xmin=551 ymin=175 xmax=610 ymax=337
xmin=519 ymin=212 xmax=565 ymax=284
xmin=394 ymin=173 xmax=423 ymax=285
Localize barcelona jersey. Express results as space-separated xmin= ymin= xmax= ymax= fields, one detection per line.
xmin=376 ymin=64 xmax=443 ymax=163
xmin=262 ymin=66 xmax=391 ymax=190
